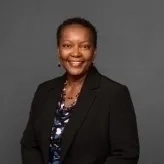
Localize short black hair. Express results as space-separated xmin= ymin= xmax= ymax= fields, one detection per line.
xmin=56 ymin=17 xmax=97 ymax=48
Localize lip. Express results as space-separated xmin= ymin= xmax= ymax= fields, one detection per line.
xmin=69 ymin=61 xmax=83 ymax=62
xmin=68 ymin=61 xmax=84 ymax=67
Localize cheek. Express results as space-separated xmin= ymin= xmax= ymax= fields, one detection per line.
xmin=83 ymin=52 xmax=95 ymax=61
xmin=59 ymin=50 xmax=70 ymax=59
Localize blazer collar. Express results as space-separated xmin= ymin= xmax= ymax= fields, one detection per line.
xmin=51 ymin=65 xmax=100 ymax=90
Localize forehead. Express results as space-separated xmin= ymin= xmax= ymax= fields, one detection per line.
xmin=60 ymin=24 xmax=92 ymax=40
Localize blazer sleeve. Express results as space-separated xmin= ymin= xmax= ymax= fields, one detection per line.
xmin=104 ymin=86 xmax=140 ymax=164
xmin=20 ymin=85 xmax=44 ymax=164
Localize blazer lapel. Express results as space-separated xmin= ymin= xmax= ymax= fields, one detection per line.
xmin=60 ymin=66 xmax=101 ymax=162
xmin=40 ymin=75 xmax=66 ymax=163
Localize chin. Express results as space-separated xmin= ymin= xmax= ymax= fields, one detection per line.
xmin=68 ymin=70 xmax=83 ymax=76
xmin=66 ymin=67 xmax=85 ymax=77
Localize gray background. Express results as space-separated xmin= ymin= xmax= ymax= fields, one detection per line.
xmin=0 ymin=0 xmax=164 ymax=164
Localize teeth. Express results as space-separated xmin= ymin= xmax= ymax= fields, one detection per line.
xmin=70 ymin=61 xmax=82 ymax=66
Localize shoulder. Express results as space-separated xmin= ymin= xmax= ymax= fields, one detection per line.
xmin=99 ymin=74 xmax=130 ymax=98
xmin=98 ymin=74 xmax=133 ymax=111
xmin=100 ymin=74 xmax=126 ymax=91
xmin=30 ymin=76 xmax=63 ymax=115
xmin=36 ymin=76 xmax=63 ymax=93
xmin=30 ymin=76 xmax=63 ymax=103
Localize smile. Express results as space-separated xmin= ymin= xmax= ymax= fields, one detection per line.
xmin=69 ymin=61 xmax=83 ymax=67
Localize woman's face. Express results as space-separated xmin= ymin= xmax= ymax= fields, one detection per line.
xmin=58 ymin=24 xmax=96 ymax=77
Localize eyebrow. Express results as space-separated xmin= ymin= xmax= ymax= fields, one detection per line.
xmin=61 ymin=39 xmax=91 ymax=43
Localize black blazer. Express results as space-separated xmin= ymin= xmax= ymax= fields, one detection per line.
xmin=21 ymin=66 xmax=139 ymax=164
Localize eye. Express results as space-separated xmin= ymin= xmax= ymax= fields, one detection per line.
xmin=81 ymin=45 xmax=90 ymax=49
xmin=62 ymin=44 xmax=72 ymax=48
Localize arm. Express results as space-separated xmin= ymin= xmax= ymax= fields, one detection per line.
xmin=105 ymin=86 xmax=139 ymax=164
xmin=20 ymin=85 xmax=44 ymax=164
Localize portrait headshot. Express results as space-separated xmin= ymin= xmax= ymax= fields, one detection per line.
xmin=20 ymin=17 xmax=139 ymax=164
xmin=1 ymin=1 xmax=164 ymax=164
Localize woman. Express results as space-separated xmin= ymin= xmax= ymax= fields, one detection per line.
xmin=21 ymin=17 xmax=139 ymax=164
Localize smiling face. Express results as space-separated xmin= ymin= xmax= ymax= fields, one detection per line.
xmin=58 ymin=24 xmax=96 ymax=77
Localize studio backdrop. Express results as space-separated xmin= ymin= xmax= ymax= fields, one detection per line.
xmin=0 ymin=0 xmax=164 ymax=164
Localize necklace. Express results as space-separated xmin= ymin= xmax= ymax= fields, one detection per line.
xmin=62 ymin=81 xmax=80 ymax=108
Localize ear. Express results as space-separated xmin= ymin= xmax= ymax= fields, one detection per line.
xmin=57 ymin=48 xmax=60 ymax=58
xmin=92 ymin=49 xmax=97 ymax=61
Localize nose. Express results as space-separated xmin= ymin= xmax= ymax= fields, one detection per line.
xmin=71 ymin=45 xmax=81 ymax=57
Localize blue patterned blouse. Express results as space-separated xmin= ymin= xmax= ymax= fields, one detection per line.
xmin=48 ymin=94 xmax=74 ymax=164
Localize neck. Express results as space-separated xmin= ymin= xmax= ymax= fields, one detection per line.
xmin=66 ymin=73 xmax=87 ymax=88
